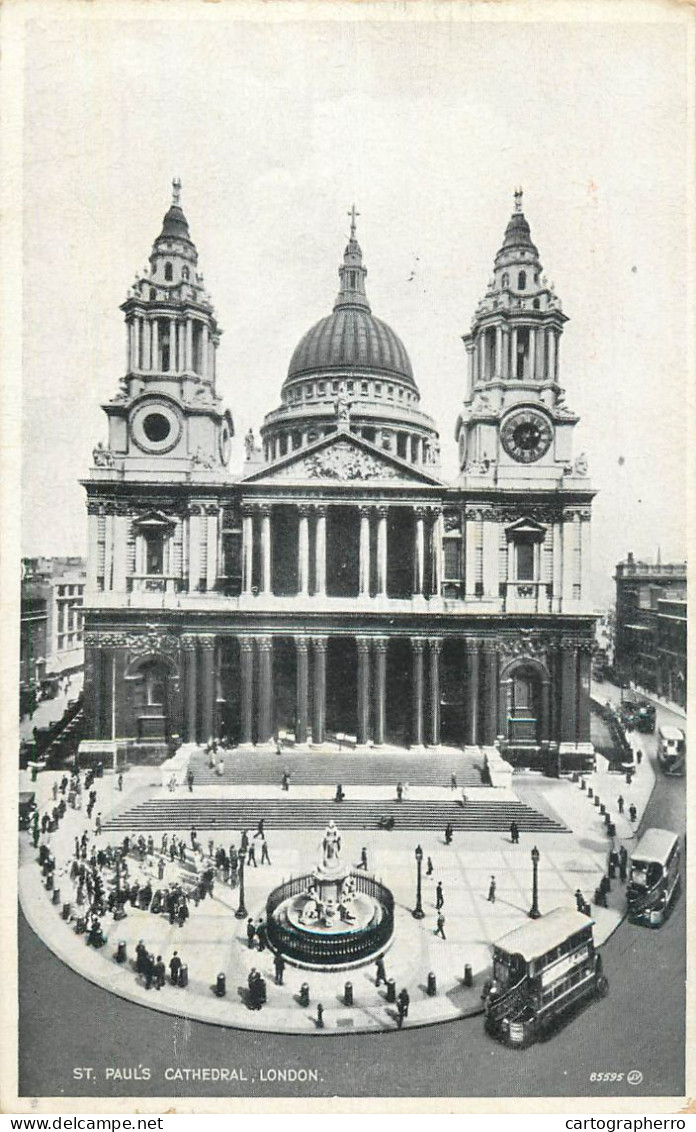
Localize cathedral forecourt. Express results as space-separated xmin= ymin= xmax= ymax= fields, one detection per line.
xmin=80 ymin=184 xmax=596 ymax=771
xmin=17 ymin=181 xmax=641 ymax=1038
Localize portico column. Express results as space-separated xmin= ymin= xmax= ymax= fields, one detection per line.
xmin=411 ymin=637 xmax=425 ymax=748
xmin=560 ymin=644 xmax=578 ymax=744
xmin=241 ymin=505 xmax=254 ymax=594
xmin=182 ymin=636 xmax=198 ymax=744
xmin=356 ymin=637 xmax=371 ymax=746
xmin=257 ymin=636 xmax=274 ymax=745
xmin=577 ymin=647 xmax=592 ymax=743
xmin=376 ymin=506 xmax=388 ymax=597
xmin=373 ymin=638 xmax=388 ymax=746
xmin=502 ymin=328 xmax=510 ymax=378
xmin=298 ymin=506 xmax=310 ymax=596
xmin=428 ymin=638 xmax=442 ymax=746
xmin=529 ymin=326 xmax=537 ymax=379
xmin=414 ymin=507 xmax=426 ymax=595
xmin=495 ymin=325 xmax=503 ymax=377
xmin=540 ymin=679 xmax=551 ymax=742
xmin=169 ymin=317 xmax=177 ymax=372
xmin=239 ymin=638 xmax=254 ymax=746
xmin=185 ymin=319 xmax=193 ymax=372
xmin=481 ymin=643 xmax=499 ymax=745
xmin=294 ymin=637 xmax=309 ymax=746
xmin=465 ymin=343 xmax=474 ymax=400
xmin=466 ymin=641 xmax=480 ymax=745
xmin=86 ymin=506 xmax=100 ymax=594
xmin=311 ymin=637 xmax=327 ymax=745
xmin=314 ymin=506 xmax=327 ymax=596
xmin=201 ymin=324 xmax=210 ymax=378
xmin=260 ymin=505 xmax=272 ymax=595
xmin=510 ymin=327 xmax=518 ymax=378
xmin=430 ymin=508 xmax=443 ymax=598
xmin=358 ymin=507 xmax=371 ymax=597
xmin=199 ymin=635 xmax=216 ymax=743
xmin=406 ymin=434 xmax=413 ymax=463
xmin=178 ymin=322 xmax=185 ymax=375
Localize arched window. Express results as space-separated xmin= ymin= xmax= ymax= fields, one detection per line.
xmin=164 ymin=262 xmax=173 ymax=282
xmin=182 ymin=266 xmax=190 ymax=281
xmin=518 ymin=270 xmax=526 ymax=289
xmin=502 ymin=272 xmax=509 ymax=288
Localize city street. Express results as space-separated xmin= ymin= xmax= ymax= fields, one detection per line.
xmin=18 ymin=681 xmax=685 ymax=1100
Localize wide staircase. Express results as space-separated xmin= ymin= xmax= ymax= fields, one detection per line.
xmin=185 ymin=747 xmax=483 ymax=788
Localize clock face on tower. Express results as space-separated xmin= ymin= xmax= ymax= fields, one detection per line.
xmin=500 ymin=408 xmax=553 ymax=463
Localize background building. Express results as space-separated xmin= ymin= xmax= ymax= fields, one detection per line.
xmin=20 ymin=557 xmax=86 ymax=713
xmin=80 ymin=186 xmax=596 ymax=772
xmin=614 ymin=552 xmax=687 ymax=705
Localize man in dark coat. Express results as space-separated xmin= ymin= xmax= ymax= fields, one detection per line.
xmin=246 ymin=918 xmax=256 ymax=949
xmin=274 ymin=951 xmax=285 ymax=985
xmin=375 ymin=954 xmax=387 ymax=986
xmin=396 ymin=987 xmax=410 ymax=1028
xmin=153 ymin=955 xmax=166 ymax=990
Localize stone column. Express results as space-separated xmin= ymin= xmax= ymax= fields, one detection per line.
xmin=356 ymin=637 xmax=371 ymax=746
xmin=376 ymin=507 xmax=388 ymax=597
xmin=86 ymin=507 xmax=100 ymax=594
xmin=257 ymin=636 xmax=274 ymax=745
xmin=529 ymin=326 xmax=537 ymax=379
xmin=199 ymin=635 xmax=216 ymax=744
xmin=314 ymin=506 xmax=327 ymax=596
xmin=560 ymin=644 xmax=578 ymax=744
xmin=466 ymin=641 xmax=480 ymax=745
xmin=311 ymin=637 xmax=327 ymax=745
xmin=430 ymin=508 xmax=443 ymax=598
xmin=372 ymin=638 xmax=388 ymax=746
xmin=577 ymin=647 xmax=592 ymax=743
xmin=112 ymin=512 xmax=129 ymax=592
xmin=239 ymin=638 xmax=254 ymax=746
xmin=411 ymin=637 xmax=425 ymax=748
xmin=406 ymin=434 xmax=413 ymax=463
xmin=151 ymin=319 xmax=159 ymax=372
xmin=188 ymin=508 xmax=202 ymax=593
xmin=465 ymin=343 xmax=474 ymax=400
xmin=260 ymin=505 xmax=272 ymax=595
xmin=178 ymin=322 xmax=186 ymax=375
xmin=206 ymin=508 xmax=218 ymax=592
xmin=561 ymin=513 xmax=575 ymax=609
xmin=428 ymin=638 xmax=442 ymax=746
xmin=482 ymin=515 xmax=499 ymax=599
xmin=481 ymin=643 xmax=499 ymax=745
xmin=241 ymin=505 xmax=254 ymax=594
xmin=414 ymin=507 xmax=426 ymax=595
xmin=580 ymin=517 xmax=592 ymax=605
xmin=495 ymin=325 xmax=503 ymax=377
xmin=201 ymin=324 xmax=210 ymax=378
xmin=169 ymin=317 xmax=177 ymax=372
xmin=185 ymin=319 xmax=193 ymax=372
xmin=358 ymin=507 xmax=371 ymax=596
xmin=182 ymin=636 xmax=198 ymax=744
xmin=294 ymin=637 xmax=309 ymax=745
xmin=297 ymin=506 xmax=311 ymax=596
xmin=464 ymin=512 xmax=478 ymax=599
xmin=502 ymin=328 xmax=510 ymax=378
xmin=540 ymin=679 xmax=551 ymax=742
xmin=510 ymin=327 xmax=518 ymax=378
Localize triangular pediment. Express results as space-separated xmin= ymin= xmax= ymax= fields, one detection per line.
xmin=505 ymin=515 xmax=547 ymax=539
xmin=241 ymin=431 xmax=443 ymax=486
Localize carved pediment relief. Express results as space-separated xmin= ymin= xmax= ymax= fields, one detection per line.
xmin=243 ymin=435 xmax=441 ymax=486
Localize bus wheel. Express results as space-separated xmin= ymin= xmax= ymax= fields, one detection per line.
xmin=596 ymin=975 xmax=609 ymax=998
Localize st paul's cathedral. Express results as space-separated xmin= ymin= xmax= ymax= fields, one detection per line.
xmin=81 ymin=185 xmax=596 ymax=774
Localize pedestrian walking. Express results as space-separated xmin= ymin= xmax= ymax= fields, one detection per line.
xmin=274 ymin=951 xmax=285 ymax=985
xmin=335 ymin=784 xmax=345 ymax=803
xmin=450 ymin=773 xmax=458 ymax=791
xmin=95 ymin=813 xmax=102 ymax=835
xmin=190 ymin=826 xmax=197 ymax=848
xmin=617 ymin=795 xmax=625 ymax=815
xmin=157 ymin=858 xmax=165 ymax=881
xmin=282 ymin=771 xmax=290 ymax=792
xmin=396 ymin=987 xmax=410 ymax=1028
xmin=435 ymin=911 xmax=446 ymax=939
xmin=426 ymin=856 xmax=434 ymax=876
xmin=636 ymin=749 xmax=643 ymax=765
xmin=358 ymin=847 xmax=368 ymax=870
xmin=445 ymin=822 xmax=453 ymax=845
xmin=117 ymin=772 xmax=123 ymax=792
xmin=629 ymin=804 xmax=638 ymax=823
xmin=396 ymin=782 xmax=403 ymax=802
xmin=246 ymin=918 xmax=256 ymax=949
xmin=186 ymin=770 xmax=194 ymax=793
xmin=435 ymin=881 xmax=444 ymax=911
xmin=375 ymin=954 xmax=387 ymax=986
xmin=154 ymin=955 xmax=166 ymax=990
xmin=487 ymin=876 xmax=496 ymax=903
xmin=575 ymin=888 xmax=585 ymax=912
xmin=510 ymin=821 xmax=520 ymax=844
xmin=247 ymin=842 xmax=257 ymax=867
xmin=260 ymin=837 xmax=271 ymax=865
xmin=169 ymin=951 xmax=182 ymax=985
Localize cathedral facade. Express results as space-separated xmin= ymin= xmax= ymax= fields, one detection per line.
xmin=81 ymin=185 xmax=596 ymax=773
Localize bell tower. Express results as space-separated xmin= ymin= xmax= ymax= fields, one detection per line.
xmin=456 ymin=189 xmax=585 ymax=486
xmin=97 ymin=179 xmax=233 ymax=476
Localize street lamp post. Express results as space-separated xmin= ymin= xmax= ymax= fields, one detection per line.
xmin=235 ymin=851 xmax=248 ymax=919
xmin=413 ymin=844 xmax=425 ymax=919
xmin=113 ymin=850 xmax=127 ymax=921
xmin=529 ymin=845 xmax=541 ymax=919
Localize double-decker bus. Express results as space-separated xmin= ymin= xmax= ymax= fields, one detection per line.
xmin=656 ymin=726 xmax=685 ymax=776
xmin=482 ymin=907 xmax=607 ymax=1047
xmin=627 ymin=828 xmax=680 ymax=926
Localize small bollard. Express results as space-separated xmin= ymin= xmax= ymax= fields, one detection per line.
xmin=580 ymin=778 xmax=586 ymax=791
xmin=386 ymin=978 xmax=396 ymax=1003
xmin=116 ymin=940 xmax=127 ymax=964
xmin=464 ymin=964 xmax=473 ymax=988
xmin=215 ymin=972 xmax=226 ymax=998
xmin=52 ymin=887 xmax=61 ymax=905
xmin=316 ymin=1003 xmax=324 ymax=1029
xmin=603 ymin=812 xmax=611 ymax=827
xmin=600 ymin=803 xmax=606 ymax=815
xmin=588 ymin=787 xmax=593 ymax=799
xmin=45 ymin=874 xmax=54 ymax=891
xmin=62 ymin=902 xmax=71 ymax=921
xmin=299 ymin=982 xmax=310 ymax=1008
xmin=594 ymin=796 xmax=600 ymax=808
xmin=179 ymin=964 xmax=188 ymax=988
xmin=427 ymin=971 xmax=437 ymax=997
xmin=344 ymin=981 xmax=353 ymax=1007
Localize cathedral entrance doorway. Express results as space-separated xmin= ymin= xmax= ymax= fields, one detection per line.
xmin=326 ymin=507 xmax=359 ymax=597
xmin=501 ymin=661 xmax=546 ymax=746
xmin=130 ymin=657 xmax=174 ymax=742
xmin=325 ymin=637 xmax=357 ymax=737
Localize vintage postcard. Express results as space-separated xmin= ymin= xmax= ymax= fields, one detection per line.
xmin=1 ymin=0 xmax=693 ymax=1114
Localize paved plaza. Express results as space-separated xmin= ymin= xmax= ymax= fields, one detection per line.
xmin=19 ymin=736 xmax=654 ymax=1035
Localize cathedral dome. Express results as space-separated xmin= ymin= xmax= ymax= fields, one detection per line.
xmin=286 ymin=307 xmax=415 ymax=387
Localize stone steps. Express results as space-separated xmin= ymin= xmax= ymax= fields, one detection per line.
xmin=187 ymin=749 xmax=484 ymax=788
xmin=102 ymin=797 xmax=568 ymax=834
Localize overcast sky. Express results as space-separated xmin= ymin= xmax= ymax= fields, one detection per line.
xmin=19 ymin=5 xmax=691 ymax=605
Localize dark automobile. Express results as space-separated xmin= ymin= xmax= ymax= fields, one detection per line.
xmin=19 ymin=791 xmax=37 ymax=831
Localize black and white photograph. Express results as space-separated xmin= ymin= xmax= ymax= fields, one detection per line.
xmin=2 ymin=0 xmax=692 ymax=1113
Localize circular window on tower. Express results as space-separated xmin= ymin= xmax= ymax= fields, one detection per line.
xmin=130 ymin=399 xmax=182 ymax=454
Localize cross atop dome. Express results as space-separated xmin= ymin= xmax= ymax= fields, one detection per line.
xmin=348 ymin=204 xmax=360 ymax=240
xmin=172 ymin=177 xmax=182 ymax=206
xmin=514 ymin=186 xmax=523 ymax=213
